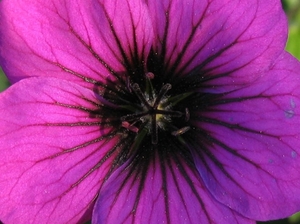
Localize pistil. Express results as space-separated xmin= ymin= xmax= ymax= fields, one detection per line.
xmin=121 ymin=77 xmax=191 ymax=144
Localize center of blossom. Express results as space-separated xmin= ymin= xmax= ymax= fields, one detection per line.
xmin=120 ymin=74 xmax=190 ymax=144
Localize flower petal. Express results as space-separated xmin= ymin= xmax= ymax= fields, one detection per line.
xmin=0 ymin=0 xmax=153 ymax=87
xmin=0 ymin=77 xmax=122 ymax=224
xmin=92 ymin=149 xmax=254 ymax=224
xmin=190 ymin=52 xmax=300 ymax=220
xmin=146 ymin=0 xmax=287 ymax=91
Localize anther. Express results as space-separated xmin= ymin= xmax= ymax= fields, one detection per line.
xmin=171 ymin=126 xmax=191 ymax=136
xmin=185 ymin=108 xmax=190 ymax=122
xmin=122 ymin=121 xmax=139 ymax=133
xmin=145 ymin=72 xmax=155 ymax=79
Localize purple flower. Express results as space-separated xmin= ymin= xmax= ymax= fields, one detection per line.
xmin=1 ymin=0 xmax=300 ymax=223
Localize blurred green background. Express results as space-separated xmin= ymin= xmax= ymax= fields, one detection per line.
xmin=0 ymin=66 xmax=8 ymax=92
xmin=0 ymin=0 xmax=300 ymax=223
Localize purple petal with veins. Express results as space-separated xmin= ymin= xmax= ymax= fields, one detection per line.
xmin=93 ymin=151 xmax=254 ymax=224
xmin=0 ymin=0 xmax=153 ymax=88
xmin=0 ymin=77 xmax=126 ymax=223
xmin=146 ymin=0 xmax=287 ymax=92
xmin=189 ymin=52 xmax=300 ymax=220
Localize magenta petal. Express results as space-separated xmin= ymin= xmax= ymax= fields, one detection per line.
xmin=0 ymin=77 xmax=122 ymax=224
xmin=92 ymin=152 xmax=254 ymax=224
xmin=146 ymin=0 xmax=287 ymax=92
xmin=190 ymin=52 xmax=300 ymax=220
xmin=0 ymin=0 xmax=153 ymax=87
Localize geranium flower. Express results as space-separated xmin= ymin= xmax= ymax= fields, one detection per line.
xmin=1 ymin=0 xmax=300 ymax=223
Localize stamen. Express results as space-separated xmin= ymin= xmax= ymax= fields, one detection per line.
xmin=131 ymin=83 xmax=151 ymax=109
xmin=153 ymin=83 xmax=172 ymax=108
xmin=185 ymin=108 xmax=190 ymax=122
xmin=121 ymin=111 xmax=149 ymax=122
xmin=145 ymin=73 xmax=155 ymax=99
xmin=156 ymin=109 xmax=183 ymax=117
xmin=126 ymin=77 xmax=131 ymax=93
xmin=121 ymin=121 xmax=139 ymax=133
xmin=171 ymin=126 xmax=191 ymax=136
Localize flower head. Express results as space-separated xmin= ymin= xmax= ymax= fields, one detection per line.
xmin=1 ymin=0 xmax=300 ymax=223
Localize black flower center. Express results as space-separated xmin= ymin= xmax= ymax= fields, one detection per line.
xmin=120 ymin=78 xmax=190 ymax=144
xmin=88 ymin=46 xmax=208 ymax=169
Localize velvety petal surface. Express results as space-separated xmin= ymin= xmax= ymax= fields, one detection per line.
xmin=0 ymin=0 xmax=153 ymax=87
xmin=0 ymin=77 xmax=122 ymax=224
xmin=92 ymin=150 xmax=254 ymax=224
xmin=146 ymin=0 xmax=287 ymax=92
xmin=189 ymin=52 xmax=300 ymax=220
